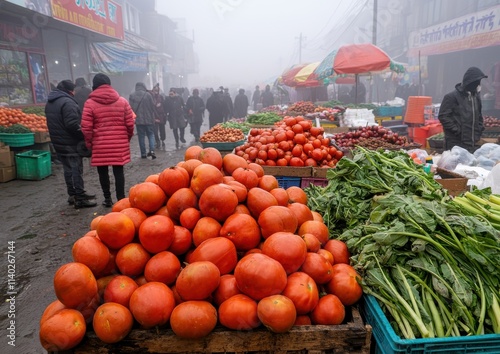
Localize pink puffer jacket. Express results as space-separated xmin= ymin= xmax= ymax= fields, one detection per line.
xmin=81 ymin=85 xmax=135 ymax=166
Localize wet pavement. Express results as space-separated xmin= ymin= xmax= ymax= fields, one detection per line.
xmin=0 ymin=121 xmax=208 ymax=354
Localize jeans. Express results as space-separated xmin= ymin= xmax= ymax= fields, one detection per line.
xmin=97 ymin=165 xmax=125 ymax=200
xmin=154 ymin=123 xmax=166 ymax=144
xmin=58 ymin=154 xmax=84 ymax=197
xmin=136 ymin=124 xmax=156 ymax=156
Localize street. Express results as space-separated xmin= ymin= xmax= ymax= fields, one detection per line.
xmin=0 ymin=123 xmax=206 ymax=354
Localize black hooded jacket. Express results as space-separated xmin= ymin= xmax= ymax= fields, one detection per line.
xmin=45 ymin=89 xmax=84 ymax=156
xmin=438 ymin=67 xmax=487 ymax=153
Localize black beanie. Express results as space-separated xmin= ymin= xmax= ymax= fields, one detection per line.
xmin=56 ymin=80 xmax=75 ymax=94
xmin=92 ymin=73 xmax=111 ymax=90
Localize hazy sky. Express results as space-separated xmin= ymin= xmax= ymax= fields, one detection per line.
xmin=157 ymin=0 xmax=367 ymax=88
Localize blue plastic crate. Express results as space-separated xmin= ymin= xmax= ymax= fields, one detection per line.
xmin=361 ymin=295 xmax=500 ymax=354
xmin=276 ymin=176 xmax=301 ymax=189
xmin=376 ymin=106 xmax=404 ymax=117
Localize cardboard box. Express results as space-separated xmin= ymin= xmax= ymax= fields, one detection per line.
xmin=0 ymin=166 xmax=16 ymax=182
xmin=0 ymin=147 xmax=13 ymax=167
xmin=312 ymin=166 xmax=332 ymax=179
xmin=34 ymin=131 xmax=51 ymax=143
xmin=435 ymin=168 xmax=468 ymax=197
xmin=262 ymin=166 xmax=312 ymax=177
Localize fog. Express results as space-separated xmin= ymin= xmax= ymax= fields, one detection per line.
xmin=156 ymin=0 xmax=361 ymax=88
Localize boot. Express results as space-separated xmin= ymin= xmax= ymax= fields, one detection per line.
xmin=147 ymin=151 xmax=156 ymax=160
xmin=74 ymin=197 xmax=97 ymax=209
xmin=102 ymin=198 xmax=113 ymax=207
xmin=180 ymin=136 xmax=186 ymax=143
xmin=81 ymin=191 xmax=96 ymax=199
xmin=68 ymin=196 xmax=75 ymax=205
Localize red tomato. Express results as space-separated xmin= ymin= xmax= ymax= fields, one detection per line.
xmin=281 ymin=272 xmax=319 ymax=315
xmin=310 ymin=294 xmax=345 ymax=325
xmin=325 ymin=263 xmax=363 ymax=306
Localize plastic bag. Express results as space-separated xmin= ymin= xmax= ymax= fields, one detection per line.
xmin=473 ymin=143 xmax=500 ymax=158
xmin=480 ymin=163 xmax=500 ymax=194
xmin=476 ymin=155 xmax=496 ymax=170
xmin=437 ymin=146 xmax=476 ymax=170
xmin=407 ymin=149 xmax=428 ymax=164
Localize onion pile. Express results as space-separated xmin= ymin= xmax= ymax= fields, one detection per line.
xmin=331 ymin=125 xmax=409 ymax=148
xmin=200 ymin=124 xmax=245 ymax=143
xmin=484 ymin=116 xmax=500 ymax=128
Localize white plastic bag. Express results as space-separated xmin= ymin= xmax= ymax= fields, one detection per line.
xmin=480 ymin=163 xmax=500 ymax=194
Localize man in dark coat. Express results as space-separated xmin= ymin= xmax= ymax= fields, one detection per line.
xmin=164 ymin=88 xmax=187 ymax=149
xmin=185 ymin=88 xmax=205 ymax=142
xmin=45 ymin=79 xmax=96 ymax=208
xmin=251 ymin=85 xmax=261 ymax=111
xmin=73 ymin=77 xmax=91 ymax=112
xmin=261 ymin=85 xmax=274 ymax=108
xmin=233 ymin=88 xmax=249 ymax=118
xmin=223 ymin=87 xmax=233 ymax=122
xmin=439 ymin=67 xmax=488 ymax=153
xmin=129 ymin=82 xmax=156 ymax=159
xmin=206 ymin=88 xmax=227 ymax=128
xmin=151 ymin=83 xmax=167 ymax=149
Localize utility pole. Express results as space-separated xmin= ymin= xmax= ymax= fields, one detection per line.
xmin=295 ymin=33 xmax=306 ymax=63
xmin=372 ymin=0 xmax=378 ymax=45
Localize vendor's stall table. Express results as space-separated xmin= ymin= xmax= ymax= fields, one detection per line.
xmin=54 ymin=307 xmax=371 ymax=354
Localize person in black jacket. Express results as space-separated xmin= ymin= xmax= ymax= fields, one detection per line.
xmin=151 ymin=83 xmax=167 ymax=149
xmin=164 ymin=88 xmax=187 ymax=149
xmin=206 ymin=88 xmax=227 ymax=128
xmin=223 ymin=88 xmax=233 ymax=122
xmin=233 ymin=88 xmax=249 ymax=118
xmin=438 ymin=67 xmax=488 ymax=153
xmin=261 ymin=85 xmax=274 ymax=108
xmin=185 ymin=88 xmax=205 ymax=142
xmin=45 ymin=80 xmax=96 ymax=208
xmin=73 ymin=77 xmax=91 ymax=113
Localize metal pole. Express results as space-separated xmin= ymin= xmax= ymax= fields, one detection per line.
xmin=372 ymin=0 xmax=378 ymax=45
xmin=299 ymin=33 xmax=302 ymax=63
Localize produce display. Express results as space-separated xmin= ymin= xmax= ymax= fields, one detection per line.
xmin=258 ymin=105 xmax=286 ymax=116
xmin=0 ymin=107 xmax=48 ymax=132
xmin=305 ymin=148 xmax=500 ymax=339
xmin=0 ymin=123 xmax=32 ymax=133
xmin=286 ymin=101 xmax=316 ymax=115
xmin=484 ymin=116 xmax=500 ymax=128
xmin=199 ymin=124 xmax=245 ymax=143
xmin=428 ymin=132 xmax=444 ymax=140
xmin=220 ymin=120 xmax=251 ymax=135
xmin=235 ymin=116 xmax=343 ymax=167
xmin=331 ymin=125 xmax=412 ymax=149
xmin=304 ymin=107 xmax=343 ymax=122
xmin=246 ymin=112 xmax=283 ymax=125
xmin=39 ymin=146 xmax=362 ymax=351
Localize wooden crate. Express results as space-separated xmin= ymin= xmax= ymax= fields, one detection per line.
xmin=57 ymin=307 xmax=371 ymax=354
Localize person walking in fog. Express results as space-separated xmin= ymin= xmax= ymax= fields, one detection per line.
xmin=233 ymin=88 xmax=249 ymax=118
xmin=151 ymin=83 xmax=167 ymax=149
xmin=129 ymin=82 xmax=157 ymax=159
xmin=223 ymin=87 xmax=233 ymax=122
xmin=45 ymin=79 xmax=96 ymax=209
xmin=439 ymin=66 xmax=488 ymax=153
xmin=73 ymin=77 xmax=91 ymax=112
xmin=251 ymin=85 xmax=261 ymax=111
xmin=165 ymin=88 xmax=187 ymax=150
xmin=261 ymin=84 xmax=274 ymax=108
xmin=185 ymin=88 xmax=205 ymax=142
xmin=81 ymin=73 xmax=135 ymax=207
xmin=206 ymin=88 xmax=227 ymax=128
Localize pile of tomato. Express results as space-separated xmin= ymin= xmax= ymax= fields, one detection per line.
xmin=0 ymin=107 xmax=48 ymax=132
xmin=235 ymin=116 xmax=343 ymax=168
xmin=39 ymin=146 xmax=363 ymax=351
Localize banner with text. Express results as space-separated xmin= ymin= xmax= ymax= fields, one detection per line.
xmin=50 ymin=0 xmax=124 ymax=40
xmin=408 ymin=5 xmax=500 ymax=57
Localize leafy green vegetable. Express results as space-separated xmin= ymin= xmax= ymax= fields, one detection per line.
xmin=0 ymin=124 xmax=32 ymax=133
xmin=246 ymin=112 xmax=282 ymax=125
xmin=305 ymin=147 xmax=500 ymax=339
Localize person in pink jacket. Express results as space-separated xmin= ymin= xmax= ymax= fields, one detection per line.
xmin=81 ymin=73 xmax=135 ymax=207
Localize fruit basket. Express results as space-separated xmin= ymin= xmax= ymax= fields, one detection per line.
xmin=201 ymin=139 xmax=246 ymax=151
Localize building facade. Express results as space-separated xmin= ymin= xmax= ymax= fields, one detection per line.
xmin=0 ymin=0 xmax=196 ymax=105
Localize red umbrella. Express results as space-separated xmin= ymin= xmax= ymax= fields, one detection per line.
xmin=333 ymin=43 xmax=393 ymax=75
xmin=279 ymin=63 xmax=309 ymax=87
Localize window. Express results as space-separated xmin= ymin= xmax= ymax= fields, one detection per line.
xmin=0 ymin=49 xmax=33 ymax=105
xmin=68 ymin=34 xmax=89 ymax=80
xmin=42 ymin=29 xmax=72 ymax=86
xmin=125 ymin=3 xmax=140 ymax=34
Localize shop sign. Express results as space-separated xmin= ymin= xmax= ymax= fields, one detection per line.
xmin=408 ymin=4 xmax=500 ymax=56
xmin=50 ymin=0 xmax=124 ymax=40
xmin=0 ymin=20 xmax=44 ymax=52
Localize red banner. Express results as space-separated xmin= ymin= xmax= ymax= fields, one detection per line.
xmin=50 ymin=0 xmax=124 ymax=40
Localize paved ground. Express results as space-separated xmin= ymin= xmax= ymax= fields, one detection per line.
xmin=0 ymin=121 xmax=208 ymax=354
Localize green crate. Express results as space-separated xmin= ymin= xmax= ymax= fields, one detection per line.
xmin=201 ymin=139 xmax=245 ymax=151
xmin=0 ymin=132 xmax=34 ymax=147
xmin=15 ymin=150 xmax=51 ymax=180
